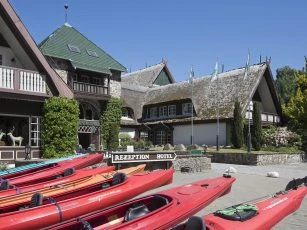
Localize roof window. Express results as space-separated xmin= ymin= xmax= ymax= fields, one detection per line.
xmin=68 ymin=44 xmax=81 ymax=53
xmin=86 ymin=49 xmax=98 ymax=57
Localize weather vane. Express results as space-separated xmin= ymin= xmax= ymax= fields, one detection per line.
xmin=64 ymin=4 xmax=69 ymax=23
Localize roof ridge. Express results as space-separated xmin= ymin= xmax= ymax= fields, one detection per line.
xmin=123 ymin=62 xmax=164 ymax=77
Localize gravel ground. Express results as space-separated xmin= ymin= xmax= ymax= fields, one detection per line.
xmin=144 ymin=162 xmax=307 ymax=229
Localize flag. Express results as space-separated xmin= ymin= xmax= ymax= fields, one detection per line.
xmin=244 ymin=51 xmax=250 ymax=79
xmin=211 ymin=61 xmax=218 ymax=81
xmin=189 ymin=65 xmax=194 ymax=85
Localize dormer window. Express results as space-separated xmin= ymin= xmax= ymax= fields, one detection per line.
xmin=68 ymin=44 xmax=81 ymax=53
xmin=86 ymin=49 xmax=98 ymax=57
xmin=182 ymin=103 xmax=193 ymax=115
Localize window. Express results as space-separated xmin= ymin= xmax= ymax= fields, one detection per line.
xmin=68 ymin=44 xmax=81 ymax=53
xmin=93 ymin=77 xmax=102 ymax=85
xmin=150 ymin=107 xmax=157 ymax=118
xmin=80 ymin=75 xmax=89 ymax=83
xmin=30 ymin=116 xmax=41 ymax=147
xmin=168 ymin=105 xmax=176 ymax=116
xmin=182 ymin=103 xmax=192 ymax=115
xmin=156 ymin=130 xmax=166 ymax=145
xmin=0 ymin=54 xmax=2 ymax=65
xmin=159 ymin=106 xmax=168 ymax=117
xmin=86 ymin=49 xmax=98 ymax=57
xmin=140 ymin=131 xmax=148 ymax=140
xmin=122 ymin=108 xmax=129 ymax=118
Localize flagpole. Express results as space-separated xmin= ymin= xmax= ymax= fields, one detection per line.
xmin=216 ymin=73 xmax=220 ymax=151
xmin=244 ymin=50 xmax=252 ymax=153
xmin=189 ymin=66 xmax=194 ymax=145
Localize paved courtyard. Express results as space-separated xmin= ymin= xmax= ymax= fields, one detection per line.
xmin=145 ymin=162 xmax=307 ymax=229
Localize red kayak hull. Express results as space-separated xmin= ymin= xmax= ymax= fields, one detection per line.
xmin=204 ymin=185 xmax=306 ymax=230
xmin=4 ymin=153 xmax=103 ymax=186
xmin=45 ymin=175 xmax=235 ymax=230
xmin=0 ymin=169 xmax=174 ymax=230
xmin=0 ymin=165 xmax=114 ymax=197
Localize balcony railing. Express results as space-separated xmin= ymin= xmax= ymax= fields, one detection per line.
xmin=245 ymin=112 xmax=280 ymax=124
xmin=0 ymin=65 xmax=46 ymax=94
xmin=72 ymin=81 xmax=108 ymax=95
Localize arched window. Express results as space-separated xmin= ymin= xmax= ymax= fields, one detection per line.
xmin=79 ymin=102 xmax=99 ymax=120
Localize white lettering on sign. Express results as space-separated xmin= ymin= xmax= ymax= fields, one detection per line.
xmin=157 ymin=154 xmax=173 ymax=159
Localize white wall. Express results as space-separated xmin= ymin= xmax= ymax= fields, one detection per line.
xmin=173 ymin=123 xmax=227 ymax=146
xmin=119 ymin=127 xmax=135 ymax=138
xmin=0 ymin=47 xmax=22 ymax=68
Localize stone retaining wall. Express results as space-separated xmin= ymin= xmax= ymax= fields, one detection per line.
xmin=211 ymin=152 xmax=306 ymax=166
xmin=172 ymin=155 xmax=211 ymax=172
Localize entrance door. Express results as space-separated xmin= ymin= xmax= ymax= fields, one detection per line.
xmin=78 ymin=133 xmax=91 ymax=150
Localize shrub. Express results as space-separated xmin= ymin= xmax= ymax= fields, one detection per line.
xmin=251 ymin=102 xmax=262 ymax=150
xmin=263 ymin=126 xmax=302 ymax=147
xmin=231 ymin=101 xmax=244 ymax=148
xmin=42 ymin=97 xmax=79 ymax=158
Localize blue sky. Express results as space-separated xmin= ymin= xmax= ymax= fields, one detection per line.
xmin=11 ymin=0 xmax=306 ymax=82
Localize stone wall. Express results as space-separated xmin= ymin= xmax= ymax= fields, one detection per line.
xmin=211 ymin=152 xmax=306 ymax=166
xmin=172 ymin=155 xmax=211 ymax=172
xmin=110 ymin=80 xmax=121 ymax=98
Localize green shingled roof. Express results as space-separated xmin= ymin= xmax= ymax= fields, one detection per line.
xmin=39 ymin=23 xmax=126 ymax=74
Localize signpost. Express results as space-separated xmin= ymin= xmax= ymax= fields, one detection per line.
xmin=111 ymin=151 xmax=177 ymax=164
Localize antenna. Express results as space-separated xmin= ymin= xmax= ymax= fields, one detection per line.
xmin=64 ymin=4 xmax=69 ymax=23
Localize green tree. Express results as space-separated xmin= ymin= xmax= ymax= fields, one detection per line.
xmin=283 ymin=72 xmax=307 ymax=149
xmin=275 ymin=66 xmax=297 ymax=105
xmin=251 ymin=101 xmax=262 ymax=151
xmin=231 ymin=101 xmax=244 ymax=148
xmin=42 ymin=97 xmax=79 ymax=158
xmin=101 ymin=97 xmax=123 ymax=150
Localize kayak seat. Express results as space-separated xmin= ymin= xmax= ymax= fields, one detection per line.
xmin=124 ymin=203 xmax=150 ymax=222
xmin=185 ymin=216 xmax=206 ymax=230
xmin=148 ymin=195 xmax=169 ymax=211
xmin=101 ymin=182 xmax=110 ymax=189
xmin=112 ymin=172 xmax=127 ymax=186
xmin=63 ymin=167 xmax=76 ymax=177
xmin=30 ymin=192 xmax=43 ymax=208
xmin=0 ymin=179 xmax=10 ymax=190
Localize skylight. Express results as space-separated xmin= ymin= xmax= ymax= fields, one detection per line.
xmin=86 ymin=49 xmax=99 ymax=57
xmin=68 ymin=44 xmax=81 ymax=53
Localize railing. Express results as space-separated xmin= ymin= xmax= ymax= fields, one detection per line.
xmin=245 ymin=112 xmax=280 ymax=124
xmin=72 ymin=81 xmax=108 ymax=95
xmin=0 ymin=65 xmax=46 ymax=93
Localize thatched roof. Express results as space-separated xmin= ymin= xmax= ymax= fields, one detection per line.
xmin=121 ymin=62 xmax=278 ymax=124
xmin=121 ymin=62 xmax=175 ymax=87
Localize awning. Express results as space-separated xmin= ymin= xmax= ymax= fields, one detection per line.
xmin=70 ymin=60 xmax=112 ymax=75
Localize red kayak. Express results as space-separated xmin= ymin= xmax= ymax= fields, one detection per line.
xmin=0 ymin=165 xmax=114 ymax=197
xmin=44 ymin=174 xmax=235 ymax=230
xmin=173 ymin=177 xmax=307 ymax=230
xmin=0 ymin=168 xmax=174 ymax=229
xmin=0 ymin=153 xmax=103 ymax=187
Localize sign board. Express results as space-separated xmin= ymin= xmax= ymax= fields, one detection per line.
xmin=111 ymin=151 xmax=177 ymax=163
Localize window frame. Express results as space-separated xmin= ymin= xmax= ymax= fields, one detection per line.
xmin=182 ymin=103 xmax=193 ymax=115
xmin=149 ymin=107 xmax=158 ymax=118
xmin=168 ymin=105 xmax=176 ymax=116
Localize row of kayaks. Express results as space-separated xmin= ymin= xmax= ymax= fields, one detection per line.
xmin=0 ymin=153 xmax=306 ymax=229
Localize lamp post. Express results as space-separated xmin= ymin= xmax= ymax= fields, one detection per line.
xmin=189 ymin=66 xmax=194 ymax=145
xmin=247 ymin=100 xmax=253 ymax=153
xmin=25 ymin=144 xmax=31 ymax=160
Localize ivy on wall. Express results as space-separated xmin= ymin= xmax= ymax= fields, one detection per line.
xmin=42 ymin=97 xmax=79 ymax=158
xmin=100 ymin=97 xmax=123 ymax=150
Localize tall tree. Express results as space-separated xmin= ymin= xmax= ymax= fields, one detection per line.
xmin=275 ymin=66 xmax=297 ymax=105
xmin=251 ymin=102 xmax=262 ymax=151
xmin=101 ymin=97 xmax=123 ymax=150
xmin=231 ymin=101 xmax=244 ymax=148
xmin=283 ymin=72 xmax=307 ymax=149
xmin=42 ymin=97 xmax=79 ymax=158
